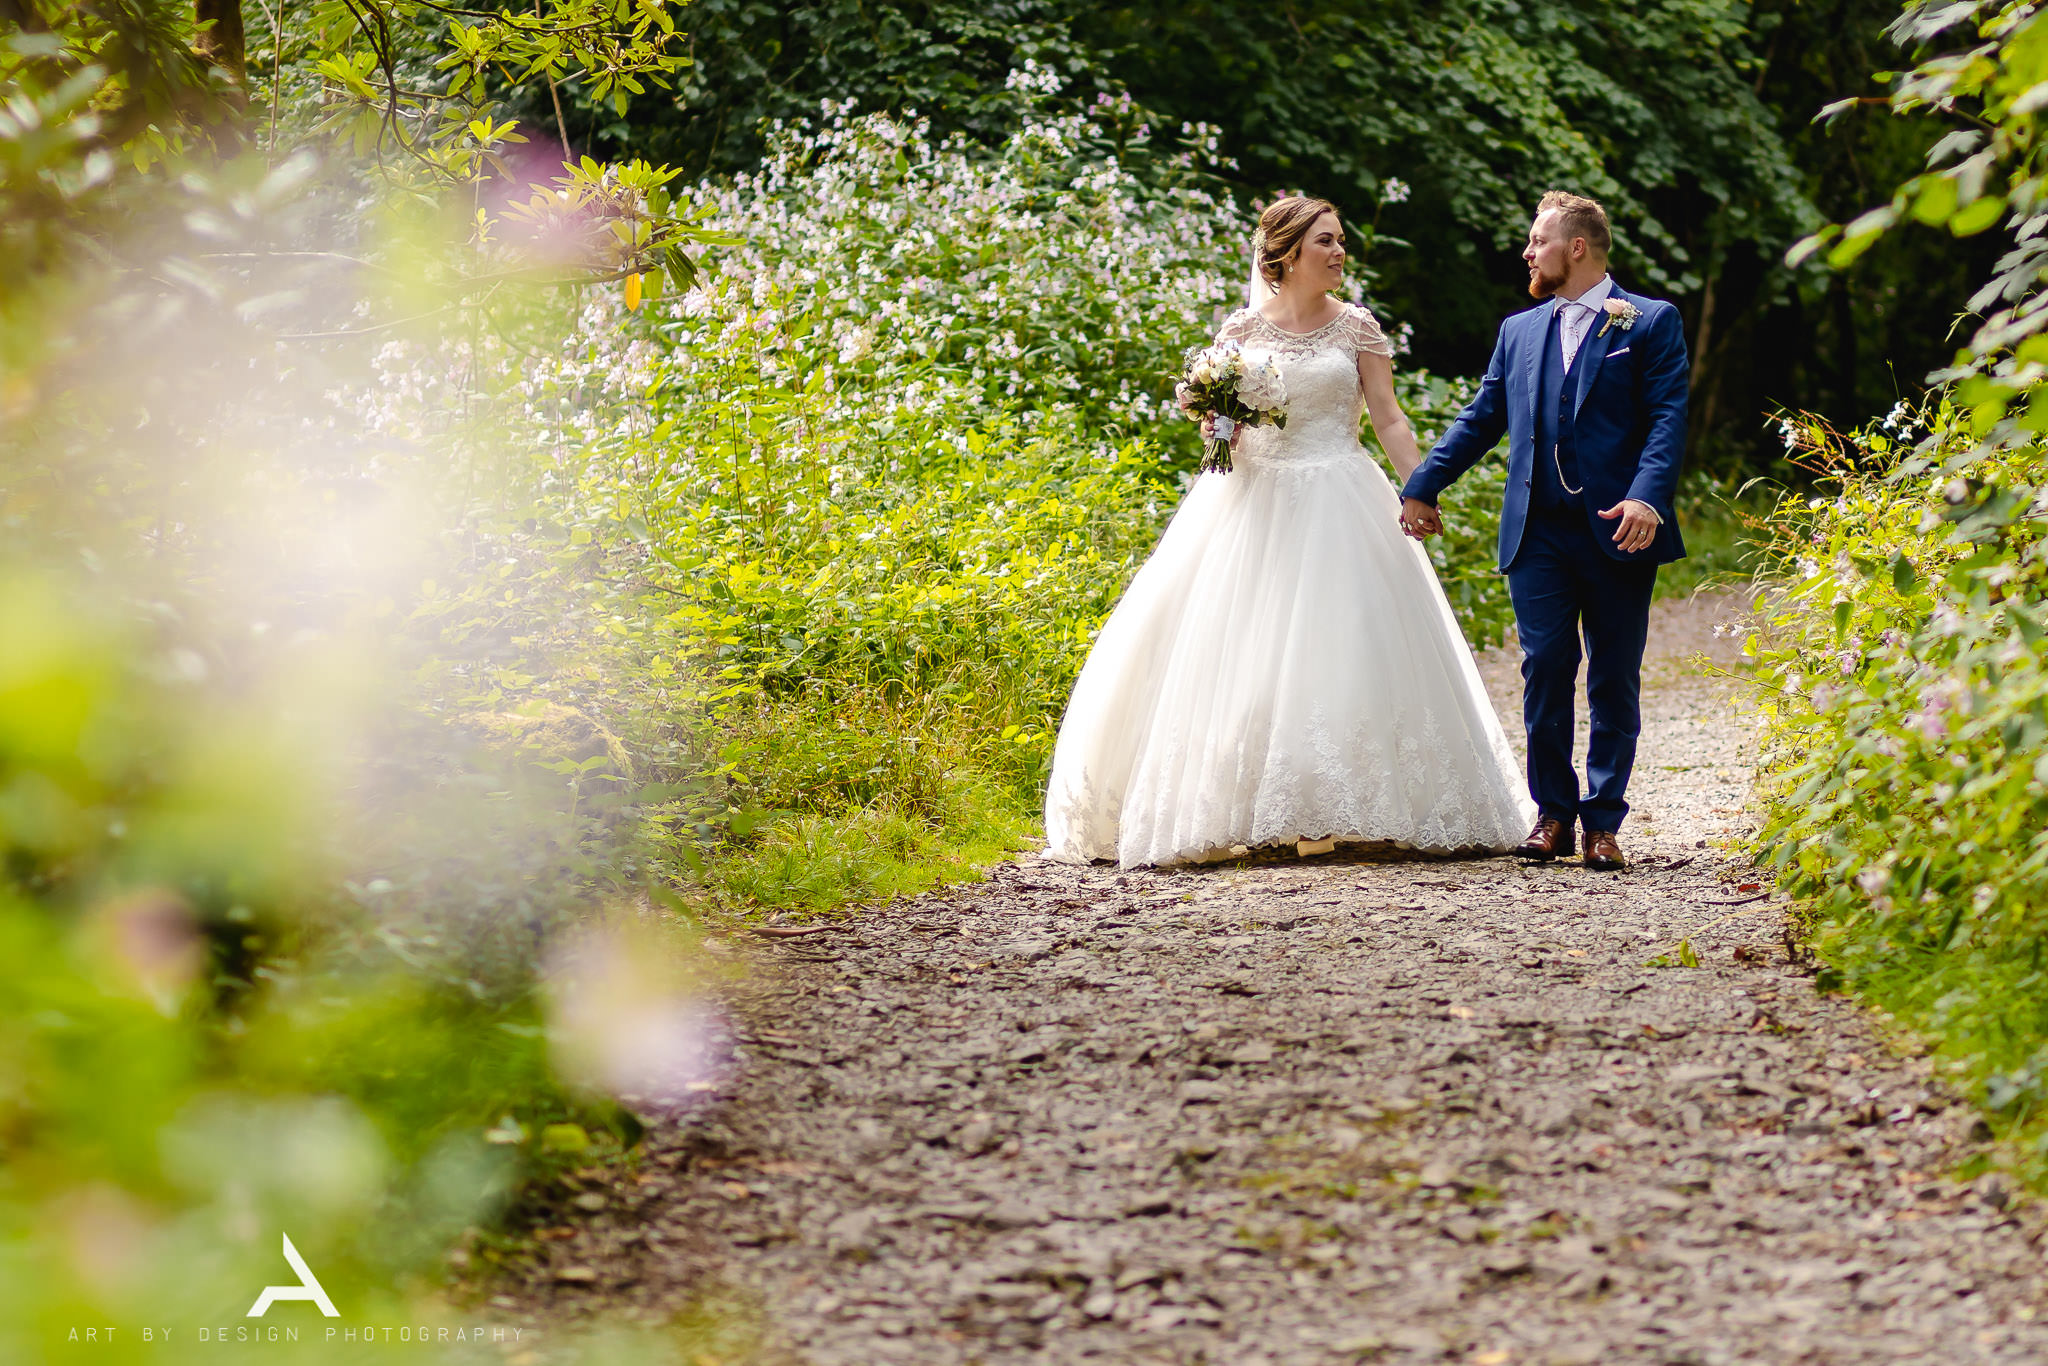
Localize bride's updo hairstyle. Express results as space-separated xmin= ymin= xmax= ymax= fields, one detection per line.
xmin=1254 ymin=195 xmax=1341 ymax=294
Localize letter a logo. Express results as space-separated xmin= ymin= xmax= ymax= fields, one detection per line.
xmin=246 ymin=1233 xmax=340 ymax=1318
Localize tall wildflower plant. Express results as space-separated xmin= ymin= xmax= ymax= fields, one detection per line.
xmin=1749 ymin=401 xmax=2048 ymax=1156
xmin=1759 ymin=0 xmax=2048 ymax=1174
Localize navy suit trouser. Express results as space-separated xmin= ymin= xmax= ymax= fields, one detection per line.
xmin=1506 ymin=507 xmax=1658 ymax=832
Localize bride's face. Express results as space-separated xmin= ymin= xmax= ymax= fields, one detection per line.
xmin=1288 ymin=212 xmax=1346 ymax=292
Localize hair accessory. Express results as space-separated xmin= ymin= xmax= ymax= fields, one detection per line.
xmin=1251 ymin=227 xmax=1267 ymax=250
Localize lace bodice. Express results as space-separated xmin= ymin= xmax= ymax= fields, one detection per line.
xmin=1215 ymin=303 xmax=1393 ymax=469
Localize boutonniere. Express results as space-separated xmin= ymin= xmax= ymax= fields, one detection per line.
xmin=1596 ymin=297 xmax=1640 ymax=338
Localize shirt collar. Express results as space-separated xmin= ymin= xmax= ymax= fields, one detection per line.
xmin=1555 ymin=273 xmax=1614 ymax=315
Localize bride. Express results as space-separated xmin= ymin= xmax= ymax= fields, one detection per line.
xmin=1042 ymin=195 xmax=1534 ymax=868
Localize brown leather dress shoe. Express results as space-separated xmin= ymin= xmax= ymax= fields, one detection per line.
xmin=1583 ymin=828 xmax=1625 ymax=871
xmin=1515 ymin=816 xmax=1575 ymax=861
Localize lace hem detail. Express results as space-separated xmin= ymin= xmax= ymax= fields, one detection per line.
xmin=1044 ymin=697 xmax=1530 ymax=869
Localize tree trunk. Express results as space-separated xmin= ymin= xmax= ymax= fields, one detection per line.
xmin=0 ymin=0 xmax=49 ymax=33
xmin=1687 ymin=269 xmax=1718 ymax=454
xmin=1689 ymin=269 xmax=1716 ymax=395
xmin=194 ymin=0 xmax=247 ymax=83
xmin=1832 ymin=276 xmax=1858 ymax=420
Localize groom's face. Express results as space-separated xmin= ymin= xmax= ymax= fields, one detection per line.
xmin=1522 ymin=211 xmax=1576 ymax=300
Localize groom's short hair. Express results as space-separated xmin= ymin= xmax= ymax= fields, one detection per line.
xmin=1537 ymin=191 xmax=1610 ymax=258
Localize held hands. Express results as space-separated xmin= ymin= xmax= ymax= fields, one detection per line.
xmin=1404 ymin=497 xmax=1654 ymax=547
xmin=1598 ymin=499 xmax=1660 ymax=553
xmin=1399 ymin=497 xmax=1442 ymax=541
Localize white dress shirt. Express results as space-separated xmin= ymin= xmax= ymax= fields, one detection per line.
xmin=1553 ymin=273 xmax=1659 ymax=526
xmin=1556 ymin=273 xmax=1613 ymax=372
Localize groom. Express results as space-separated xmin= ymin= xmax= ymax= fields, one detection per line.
xmin=1398 ymin=191 xmax=1687 ymax=872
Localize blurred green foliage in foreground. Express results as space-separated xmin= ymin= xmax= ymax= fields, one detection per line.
xmin=0 ymin=0 xmax=718 ymax=1355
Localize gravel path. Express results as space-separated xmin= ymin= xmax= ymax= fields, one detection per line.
xmin=485 ymin=589 xmax=2048 ymax=1364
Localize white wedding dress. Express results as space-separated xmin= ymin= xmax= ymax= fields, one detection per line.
xmin=1042 ymin=302 xmax=1534 ymax=868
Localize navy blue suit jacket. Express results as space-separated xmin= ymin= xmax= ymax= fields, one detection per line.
xmin=1400 ymin=283 xmax=1688 ymax=570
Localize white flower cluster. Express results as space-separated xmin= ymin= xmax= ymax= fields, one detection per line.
xmin=1006 ymin=59 xmax=1065 ymax=95
xmin=336 ymin=81 xmax=1255 ymax=511
xmin=1177 ymin=344 xmax=1284 ymax=421
xmin=1184 ymin=347 xmax=1233 ymax=389
xmin=1235 ymin=351 xmax=1285 ymax=411
xmin=582 ymin=94 xmax=1241 ymax=458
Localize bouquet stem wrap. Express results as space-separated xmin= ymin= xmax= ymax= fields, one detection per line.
xmin=1175 ymin=343 xmax=1286 ymax=474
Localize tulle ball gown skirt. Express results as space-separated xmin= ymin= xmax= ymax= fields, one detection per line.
xmin=1042 ymin=448 xmax=1535 ymax=869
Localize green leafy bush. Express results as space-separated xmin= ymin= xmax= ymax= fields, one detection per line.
xmin=1748 ymin=401 xmax=2048 ymax=1166
xmin=1743 ymin=0 xmax=2048 ymax=1181
xmin=0 ymin=566 xmax=673 ymax=1362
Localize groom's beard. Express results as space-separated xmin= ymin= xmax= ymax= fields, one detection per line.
xmin=1527 ymin=262 xmax=1569 ymax=300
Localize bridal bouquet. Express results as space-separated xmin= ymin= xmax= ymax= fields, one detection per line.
xmin=1175 ymin=343 xmax=1287 ymax=474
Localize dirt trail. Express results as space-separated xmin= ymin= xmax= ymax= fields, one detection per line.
xmin=488 ymin=590 xmax=2048 ymax=1365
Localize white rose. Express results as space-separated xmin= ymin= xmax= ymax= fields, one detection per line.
xmin=1237 ymin=359 xmax=1285 ymax=411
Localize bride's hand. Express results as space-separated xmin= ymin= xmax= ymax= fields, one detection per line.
xmin=1399 ymin=497 xmax=1442 ymax=540
xmin=1199 ymin=415 xmax=1245 ymax=446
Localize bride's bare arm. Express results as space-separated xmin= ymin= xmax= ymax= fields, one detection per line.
xmin=1358 ymin=350 xmax=1424 ymax=481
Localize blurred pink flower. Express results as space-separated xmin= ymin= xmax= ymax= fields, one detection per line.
xmin=85 ymin=889 xmax=203 ymax=1013
xmin=545 ymin=925 xmax=725 ymax=1112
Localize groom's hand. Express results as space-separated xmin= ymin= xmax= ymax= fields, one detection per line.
xmin=1400 ymin=498 xmax=1442 ymax=540
xmin=1598 ymin=498 xmax=1660 ymax=553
